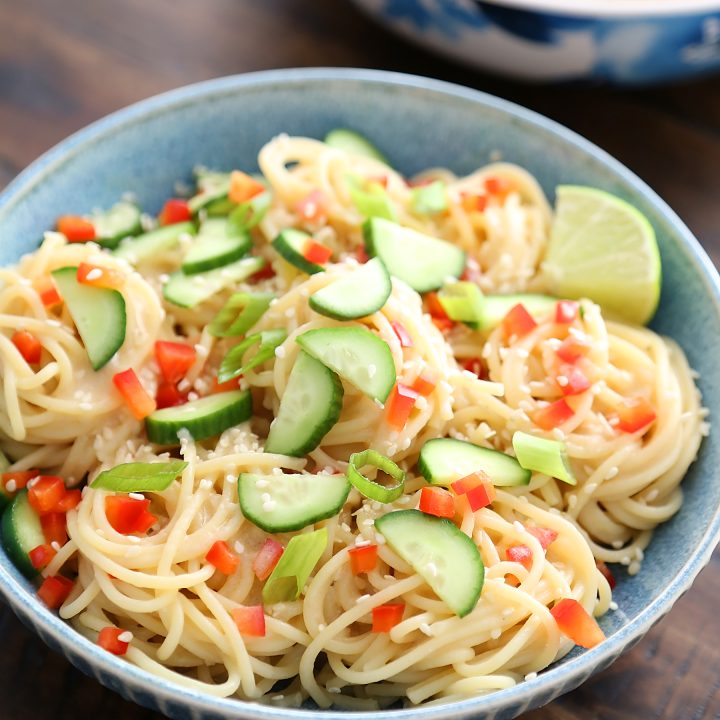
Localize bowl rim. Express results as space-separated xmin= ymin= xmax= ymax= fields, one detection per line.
xmin=459 ymin=0 xmax=720 ymax=18
xmin=0 ymin=67 xmax=719 ymax=720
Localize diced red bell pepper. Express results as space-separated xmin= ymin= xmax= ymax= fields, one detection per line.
xmin=28 ymin=543 xmax=57 ymax=570
xmin=550 ymin=598 xmax=605 ymax=649
xmin=28 ymin=476 xmax=66 ymax=515
xmin=506 ymin=544 xmax=533 ymax=570
xmin=348 ymin=544 xmax=378 ymax=576
xmin=206 ymin=540 xmax=240 ymax=575
xmin=54 ymin=489 xmax=82 ymax=513
xmin=372 ymin=603 xmax=405 ymax=633
xmin=209 ymin=376 xmax=240 ymax=394
xmin=249 ymin=262 xmax=277 ymax=282
xmin=229 ymin=171 xmax=265 ymax=205
xmin=385 ymin=383 xmax=418 ymax=430
xmin=532 ymin=399 xmax=574 ymax=430
xmin=231 ymin=605 xmax=266 ymax=637
xmin=451 ymin=471 xmax=496 ymax=511
xmin=155 ymin=381 xmax=188 ymax=409
xmin=557 ymin=364 xmax=591 ymax=396
xmin=484 ymin=176 xmax=513 ymax=197
xmin=502 ymin=303 xmax=537 ymax=340
xmin=98 ymin=627 xmax=130 ymax=655
xmin=38 ymin=282 xmax=62 ymax=308
xmin=303 ymin=240 xmax=333 ymax=265
xmin=77 ymin=262 xmax=124 ymax=290
xmin=556 ymin=336 xmax=591 ymax=364
xmin=57 ymin=215 xmax=96 ymax=242
xmin=461 ymin=357 xmax=487 ymax=379
xmin=11 ymin=330 xmax=42 ymax=364
xmin=390 ymin=321 xmax=413 ymax=348
xmin=296 ymin=189 xmax=327 ymax=223
xmin=38 ymin=575 xmax=74 ymax=609
xmin=112 ymin=369 xmax=156 ymax=420
xmin=419 ymin=486 xmax=456 ymax=519
xmin=158 ymin=198 xmax=192 ymax=226
xmin=355 ymin=245 xmax=370 ymax=264
xmin=253 ymin=538 xmax=284 ymax=581
xmin=525 ymin=525 xmax=558 ymax=550
xmin=615 ymin=397 xmax=656 ymax=433
xmin=105 ymin=496 xmax=157 ymax=535
xmin=555 ymin=300 xmax=579 ymax=324
xmin=2 ymin=470 xmax=38 ymax=493
xmin=41 ymin=513 xmax=68 ymax=547
xmin=154 ymin=341 xmax=197 ymax=384
xmin=411 ymin=371 xmax=437 ymax=398
xmin=425 ymin=292 xmax=453 ymax=328
xmin=460 ymin=193 xmax=488 ymax=213
xmin=596 ymin=560 xmax=617 ymax=589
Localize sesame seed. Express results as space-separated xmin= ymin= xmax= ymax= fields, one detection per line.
xmin=5 ymin=480 xmax=16 ymax=493
xmin=318 ymin=623 xmax=326 ymax=631
xmin=519 ymin=384 xmax=531 ymax=394
xmin=609 ymin=601 xmax=618 ymax=611
xmin=233 ymin=541 xmax=245 ymax=554
xmin=490 ymin=628 xmax=501 ymax=640
xmin=367 ymin=364 xmax=377 ymax=379
xmin=117 ymin=631 xmax=134 ymax=643
xmin=199 ymin=478 xmax=213 ymax=490
xmin=355 ymin=537 xmax=371 ymax=547
xmin=187 ymin=392 xmax=199 ymax=402
xmin=263 ymin=500 xmax=277 ymax=512
xmin=255 ymin=479 xmax=269 ymax=488
xmin=362 ymin=518 xmax=375 ymax=527
xmin=261 ymin=493 xmax=272 ymax=503
xmin=551 ymin=427 xmax=565 ymax=440
xmin=225 ymin=474 xmax=236 ymax=483
xmin=85 ymin=268 xmax=103 ymax=281
xmin=128 ymin=492 xmax=144 ymax=501
xmin=425 ymin=562 xmax=438 ymax=578
xmin=50 ymin=541 xmax=61 ymax=552
xmin=516 ymin=349 xmax=529 ymax=359
xmin=177 ymin=379 xmax=191 ymax=392
xmin=621 ymin=556 xmax=631 ymax=565
xmin=556 ymin=375 xmax=569 ymax=387
xmin=194 ymin=343 xmax=208 ymax=357
xmin=524 ymin=672 xmax=537 ymax=681
xmin=327 ymin=686 xmax=341 ymax=694
xmin=274 ymin=345 xmax=286 ymax=359
xmin=340 ymin=523 xmax=351 ymax=533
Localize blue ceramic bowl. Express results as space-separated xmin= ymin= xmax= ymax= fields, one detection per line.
xmin=349 ymin=0 xmax=720 ymax=84
xmin=0 ymin=69 xmax=719 ymax=720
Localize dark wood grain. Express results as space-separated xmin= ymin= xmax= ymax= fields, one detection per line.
xmin=0 ymin=1 xmax=718 ymax=718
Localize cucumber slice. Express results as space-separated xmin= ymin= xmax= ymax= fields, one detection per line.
xmin=51 ymin=267 xmax=126 ymax=370
xmin=324 ymin=129 xmax=389 ymax=164
xmin=205 ymin=196 xmax=237 ymax=217
xmin=272 ymin=229 xmax=325 ymax=275
xmin=477 ymin=294 xmax=557 ymax=331
xmin=309 ymin=258 xmax=391 ymax=320
xmin=145 ymin=389 xmax=252 ymax=445
xmin=181 ymin=218 xmax=252 ymax=274
xmin=375 ymin=509 xmax=484 ymax=617
xmin=1 ymin=490 xmax=45 ymax=579
xmin=93 ymin=201 xmax=142 ymax=249
xmin=418 ymin=438 xmax=530 ymax=487
xmin=238 ymin=472 xmax=350 ymax=532
xmin=163 ymin=256 xmax=265 ymax=308
xmin=363 ymin=218 xmax=465 ymax=293
xmin=264 ymin=350 xmax=343 ymax=457
xmin=188 ymin=173 xmax=231 ymax=214
xmin=114 ymin=222 xmax=196 ymax=264
xmin=296 ymin=327 xmax=396 ymax=403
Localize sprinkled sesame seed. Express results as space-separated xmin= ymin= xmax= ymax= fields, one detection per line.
xmin=85 ymin=268 xmax=103 ymax=281
xmin=178 ymin=379 xmax=191 ymax=392
xmin=128 ymin=492 xmax=144 ymax=501
xmin=340 ymin=523 xmax=351 ymax=533
xmin=117 ymin=631 xmax=134 ymax=643
xmin=263 ymin=500 xmax=277 ymax=512
xmin=556 ymin=375 xmax=569 ymax=387
xmin=318 ymin=623 xmax=326 ymax=631
xmin=609 ymin=601 xmax=618 ymax=611
xmin=194 ymin=343 xmax=208 ymax=357
xmin=327 ymin=687 xmax=341 ymax=694
xmin=367 ymin=364 xmax=377 ymax=379
xmin=234 ymin=541 xmax=245 ymax=554
xmin=225 ymin=474 xmax=236 ymax=483
xmin=516 ymin=349 xmax=529 ymax=359
xmin=551 ymin=427 xmax=565 ymax=440
xmin=255 ymin=479 xmax=269 ymax=489
xmin=490 ymin=628 xmax=502 ymax=640
xmin=199 ymin=479 xmax=213 ymax=490
xmin=50 ymin=541 xmax=61 ymax=552
xmin=519 ymin=384 xmax=531 ymax=394
xmin=524 ymin=672 xmax=537 ymax=681
xmin=261 ymin=493 xmax=272 ymax=503
xmin=425 ymin=562 xmax=438 ymax=578
xmin=355 ymin=537 xmax=371 ymax=547
xmin=274 ymin=345 xmax=286 ymax=359
xmin=621 ymin=555 xmax=631 ymax=565
xmin=362 ymin=518 xmax=375 ymax=527
xmin=5 ymin=480 xmax=16 ymax=493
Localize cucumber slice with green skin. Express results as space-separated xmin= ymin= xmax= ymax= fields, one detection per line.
xmin=181 ymin=218 xmax=252 ymax=274
xmin=363 ymin=218 xmax=465 ymax=293
xmin=51 ymin=266 xmax=126 ymax=370
xmin=475 ymin=294 xmax=557 ymax=331
xmin=375 ymin=509 xmax=484 ymax=617
xmin=0 ymin=451 xmax=11 ymax=511
xmin=205 ymin=196 xmax=237 ymax=217
xmin=163 ymin=256 xmax=265 ymax=308
xmin=93 ymin=201 xmax=143 ymax=249
xmin=264 ymin=351 xmax=343 ymax=457
xmin=309 ymin=258 xmax=391 ymax=320
xmin=188 ymin=175 xmax=231 ymax=214
xmin=114 ymin=221 xmax=197 ymax=263
xmin=418 ymin=438 xmax=531 ymax=487
xmin=145 ymin=390 xmax=252 ymax=445
xmin=1 ymin=491 xmax=45 ymax=579
xmin=324 ymin=129 xmax=389 ymax=165
xmin=238 ymin=472 xmax=350 ymax=533
xmin=272 ymin=229 xmax=325 ymax=275
xmin=296 ymin=327 xmax=396 ymax=403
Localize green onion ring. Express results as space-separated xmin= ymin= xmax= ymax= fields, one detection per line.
xmin=348 ymin=449 xmax=405 ymax=503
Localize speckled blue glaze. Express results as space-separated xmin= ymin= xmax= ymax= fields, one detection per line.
xmin=0 ymin=69 xmax=718 ymax=720
xmin=350 ymin=0 xmax=720 ymax=84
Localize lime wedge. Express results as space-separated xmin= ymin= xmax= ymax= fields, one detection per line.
xmin=542 ymin=186 xmax=661 ymax=325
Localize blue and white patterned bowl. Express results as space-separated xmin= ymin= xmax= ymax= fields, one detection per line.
xmin=350 ymin=0 xmax=720 ymax=84
xmin=0 ymin=69 xmax=719 ymax=720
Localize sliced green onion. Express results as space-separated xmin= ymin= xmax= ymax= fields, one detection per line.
xmin=412 ymin=180 xmax=448 ymax=215
xmin=91 ymin=460 xmax=188 ymax=492
xmin=512 ymin=431 xmax=576 ymax=485
xmin=218 ymin=328 xmax=287 ymax=383
xmin=438 ymin=281 xmax=484 ymax=325
xmin=347 ymin=175 xmax=396 ymax=221
xmin=228 ymin=190 xmax=272 ymax=233
xmin=209 ymin=292 xmax=274 ymax=337
xmin=348 ymin=449 xmax=405 ymax=503
xmin=262 ymin=527 xmax=328 ymax=604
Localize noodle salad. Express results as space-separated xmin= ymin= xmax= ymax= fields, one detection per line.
xmin=0 ymin=130 xmax=707 ymax=709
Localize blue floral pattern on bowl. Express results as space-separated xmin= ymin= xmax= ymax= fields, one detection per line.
xmin=352 ymin=0 xmax=720 ymax=83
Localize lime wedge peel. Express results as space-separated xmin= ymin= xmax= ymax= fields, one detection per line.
xmin=542 ymin=185 xmax=661 ymax=325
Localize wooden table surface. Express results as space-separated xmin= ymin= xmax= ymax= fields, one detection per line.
xmin=0 ymin=0 xmax=718 ymax=718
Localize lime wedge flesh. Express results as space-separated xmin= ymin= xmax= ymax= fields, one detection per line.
xmin=542 ymin=185 xmax=661 ymax=325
